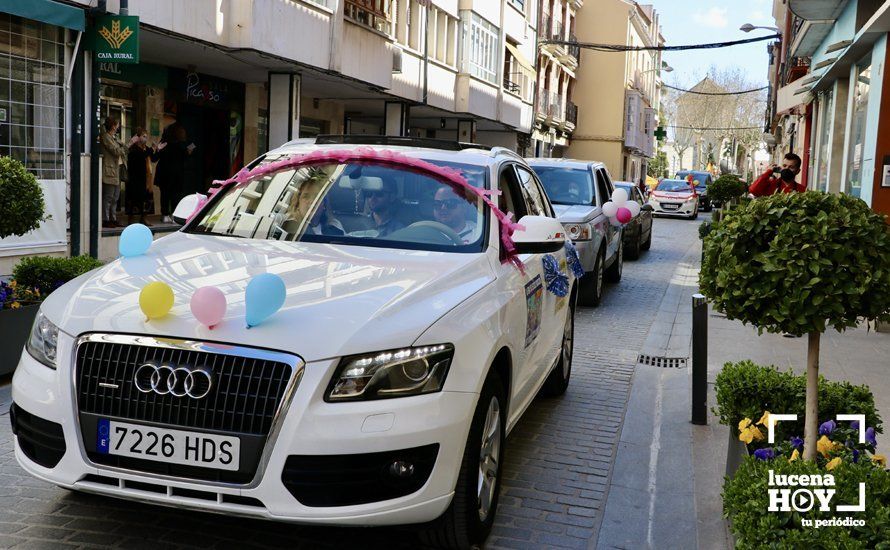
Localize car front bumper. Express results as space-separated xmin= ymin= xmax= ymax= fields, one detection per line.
xmin=649 ymin=199 xmax=697 ymax=217
xmin=11 ymin=334 xmax=476 ymax=526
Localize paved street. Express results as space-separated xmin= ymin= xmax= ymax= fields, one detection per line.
xmin=0 ymin=216 xmax=703 ymax=549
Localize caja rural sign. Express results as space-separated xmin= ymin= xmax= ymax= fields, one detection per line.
xmin=94 ymin=15 xmax=139 ymax=64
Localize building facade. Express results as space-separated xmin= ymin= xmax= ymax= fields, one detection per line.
xmin=767 ymin=0 xmax=890 ymax=217
xmin=567 ymin=0 xmax=663 ymax=185
xmin=0 ymin=0 xmax=539 ymax=271
xmin=531 ymin=0 xmax=581 ymax=157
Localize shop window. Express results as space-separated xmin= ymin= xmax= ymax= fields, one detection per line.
xmin=845 ymin=58 xmax=871 ymax=198
xmin=0 ymin=14 xmax=65 ymax=180
xmin=815 ymin=92 xmax=833 ymax=192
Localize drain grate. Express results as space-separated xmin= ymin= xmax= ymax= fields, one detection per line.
xmin=637 ymin=354 xmax=688 ymax=369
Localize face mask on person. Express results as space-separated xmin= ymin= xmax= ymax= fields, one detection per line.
xmin=780 ymin=168 xmax=796 ymax=182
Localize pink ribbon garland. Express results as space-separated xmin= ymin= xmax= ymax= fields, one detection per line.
xmin=189 ymin=148 xmax=526 ymax=270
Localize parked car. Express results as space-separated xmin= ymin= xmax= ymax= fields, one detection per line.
xmin=613 ymin=181 xmax=653 ymax=259
xmin=11 ymin=135 xmax=578 ymax=549
xmin=525 ymin=158 xmax=624 ymax=306
xmin=649 ymin=178 xmax=700 ymax=219
xmin=675 ymin=170 xmax=713 ymax=211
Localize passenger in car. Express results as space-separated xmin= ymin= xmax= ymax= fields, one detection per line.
xmin=367 ymin=180 xmax=405 ymax=237
xmin=276 ymin=171 xmax=345 ymax=237
xmin=433 ymin=187 xmax=477 ymax=244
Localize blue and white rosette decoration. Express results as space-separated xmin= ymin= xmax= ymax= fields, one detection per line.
xmin=564 ymin=241 xmax=585 ymax=279
xmin=542 ymin=254 xmax=569 ymax=297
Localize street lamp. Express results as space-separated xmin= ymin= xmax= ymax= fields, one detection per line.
xmin=740 ymin=23 xmax=780 ymax=33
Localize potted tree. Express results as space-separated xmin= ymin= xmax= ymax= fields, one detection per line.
xmin=707 ymin=174 xmax=746 ymax=221
xmin=700 ymin=192 xmax=890 ymax=460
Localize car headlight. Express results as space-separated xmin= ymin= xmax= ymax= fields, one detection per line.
xmin=564 ymin=223 xmax=592 ymax=241
xmin=326 ymin=344 xmax=454 ymax=401
xmin=26 ymin=311 xmax=59 ymax=369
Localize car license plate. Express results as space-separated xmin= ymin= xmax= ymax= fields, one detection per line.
xmin=662 ymin=203 xmax=680 ymax=210
xmin=96 ymin=419 xmax=240 ymax=471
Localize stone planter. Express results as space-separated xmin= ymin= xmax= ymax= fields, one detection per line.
xmin=725 ymin=429 xmax=748 ymax=478
xmin=0 ymin=304 xmax=39 ymax=376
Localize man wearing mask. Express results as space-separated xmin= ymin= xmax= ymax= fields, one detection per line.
xmin=749 ymin=153 xmax=806 ymax=196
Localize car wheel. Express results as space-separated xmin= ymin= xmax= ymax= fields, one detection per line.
xmin=578 ymin=250 xmax=604 ymax=307
xmin=422 ymin=371 xmax=506 ymax=549
xmin=626 ymin=229 xmax=641 ymax=261
xmin=604 ymin=241 xmax=623 ymax=283
xmin=641 ymin=228 xmax=652 ymax=251
xmin=542 ymin=297 xmax=574 ymax=397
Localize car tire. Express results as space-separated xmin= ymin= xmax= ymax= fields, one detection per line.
xmin=690 ymin=208 xmax=699 ymax=220
xmin=626 ymin=230 xmax=641 ymax=261
xmin=578 ymin=250 xmax=604 ymax=307
xmin=604 ymin=241 xmax=623 ymax=283
xmin=641 ymin=229 xmax=652 ymax=251
xmin=542 ymin=295 xmax=574 ymax=397
xmin=421 ymin=371 xmax=507 ymax=550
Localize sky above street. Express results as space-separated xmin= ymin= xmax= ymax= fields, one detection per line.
xmin=646 ymin=0 xmax=775 ymax=87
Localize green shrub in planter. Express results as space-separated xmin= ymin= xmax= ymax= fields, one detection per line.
xmin=701 ymin=192 xmax=890 ymax=459
xmin=12 ymin=255 xmax=103 ymax=296
xmin=723 ymin=455 xmax=890 ymax=548
xmin=714 ymin=360 xmax=882 ymax=442
xmin=707 ymin=174 xmax=747 ymax=205
xmin=0 ymin=156 xmax=46 ymax=239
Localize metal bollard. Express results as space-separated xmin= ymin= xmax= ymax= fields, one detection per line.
xmin=691 ymin=293 xmax=708 ymax=425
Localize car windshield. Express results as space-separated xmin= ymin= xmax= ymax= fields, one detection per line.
xmin=656 ymin=180 xmax=694 ymax=192
xmin=186 ymin=160 xmax=488 ymax=253
xmin=528 ymin=166 xmax=595 ymax=205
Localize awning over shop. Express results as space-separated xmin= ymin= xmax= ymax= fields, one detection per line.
xmin=506 ymin=42 xmax=536 ymax=77
xmin=0 ymin=0 xmax=85 ymax=31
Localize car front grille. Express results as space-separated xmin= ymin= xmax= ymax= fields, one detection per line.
xmin=75 ymin=334 xmax=302 ymax=484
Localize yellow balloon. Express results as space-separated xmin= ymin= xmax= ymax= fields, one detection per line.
xmin=139 ymin=281 xmax=174 ymax=319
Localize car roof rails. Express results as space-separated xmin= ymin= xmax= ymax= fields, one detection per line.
xmin=315 ymin=134 xmax=492 ymax=151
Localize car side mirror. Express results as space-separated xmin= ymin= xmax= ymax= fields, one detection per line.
xmin=641 ymin=204 xmax=654 ymax=212
xmin=511 ymin=215 xmax=566 ymax=254
xmin=172 ymin=193 xmax=207 ymax=225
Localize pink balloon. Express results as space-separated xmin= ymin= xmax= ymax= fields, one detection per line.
xmin=190 ymin=286 xmax=227 ymax=329
xmin=616 ymin=207 xmax=632 ymax=224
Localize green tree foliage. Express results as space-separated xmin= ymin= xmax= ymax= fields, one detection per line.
xmin=0 ymin=156 xmax=46 ymax=239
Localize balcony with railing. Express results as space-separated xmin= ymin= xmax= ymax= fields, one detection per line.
xmin=567 ymin=33 xmax=580 ymax=63
xmin=536 ymin=91 xmax=551 ymax=121
xmin=566 ymin=100 xmax=577 ymax=127
xmin=550 ymin=91 xmax=564 ymax=120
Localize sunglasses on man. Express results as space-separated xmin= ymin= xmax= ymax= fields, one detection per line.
xmin=434 ymin=199 xmax=463 ymax=210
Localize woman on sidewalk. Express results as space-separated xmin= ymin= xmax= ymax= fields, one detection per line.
xmin=99 ymin=116 xmax=131 ymax=228
xmin=126 ymin=127 xmax=165 ymax=226
xmin=155 ymin=123 xmax=191 ymax=223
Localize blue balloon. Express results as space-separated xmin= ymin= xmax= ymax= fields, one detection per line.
xmin=119 ymin=223 xmax=153 ymax=257
xmin=245 ymin=273 xmax=286 ymax=328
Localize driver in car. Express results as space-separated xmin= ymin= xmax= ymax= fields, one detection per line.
xmin=367 ymin=180 xmax=405 ymax=237
xmin=432 ymin=187 xmax=477 ymax=244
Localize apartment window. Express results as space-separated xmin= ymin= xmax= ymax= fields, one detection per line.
xmin=0 ymin=14 xmax=65 ymax=180
xmin=345 ymin=0 xmax=392 ymax=35
xmin=461 ymin=12 xmax=499 ymax=84
xmin=302 ymin=0 xmax=330 ymax=7
xmin=815 ymin=92 xmax=833 ymax=192
xmin=846 ymin=57 xmax=871 ymax=198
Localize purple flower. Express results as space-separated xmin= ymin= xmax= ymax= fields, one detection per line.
xmin=819 ymin=420 xmax=837 ymax=435
xmin=790 ymin=436 xmax=804 ymax=451
xmin=851 ymin=420 xmax=860 ymax=430
xmin=754 ymin=448 xmax=776 ymax=461
xmin=866 ymin=427 xmax=877 ymax=447
xmin=853 ymin=449 xmax=860 ymax=463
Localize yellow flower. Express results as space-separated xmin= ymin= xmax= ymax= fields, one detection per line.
xmin=873 ymin=454 xmax=887 ymax=468
xmin=817 ymin=435 xmax=840 ymax=458
xmin=789 ymin=449 xmax=800 ymax=463
xmin=756 ymin=411 xmax=771 ymax=427
xmin=826 ymin=457 xmax=841 ymax=471
xmin=739 ymin=425 xmax=764 ymax=444
xmin=10 ymin=302 xmax=20 ymax=310
xmin=738 ymin=418 xmax=752 ymax=431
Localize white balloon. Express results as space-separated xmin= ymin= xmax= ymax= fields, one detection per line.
xmin=626 ymin=201 xmax=641 ymax=217
xmin=611 ymin=188 xmax=628 ymax=206
xmin=602 ymin=201 xmax=619 ymax=217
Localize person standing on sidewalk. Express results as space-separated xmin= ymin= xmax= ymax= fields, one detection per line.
xmin=749 ymin=153 xmax=806 ymax=197
xmin=155 ymin=123 xmax=191 ymax=223
xmin=99 ymin=116 xmax=132 ymax=228
xmin=126 ymin=127 xmax=165 ymax=226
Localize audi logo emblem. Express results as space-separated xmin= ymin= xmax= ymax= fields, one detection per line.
xmin=134 ymin=363 xmax=213 ymax=399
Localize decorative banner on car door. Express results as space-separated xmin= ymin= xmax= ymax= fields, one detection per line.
xmin=525 ymin=276 xmax=543 ymax=348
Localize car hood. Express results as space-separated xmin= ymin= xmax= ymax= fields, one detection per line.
xmin=42 ymin=232 xmax=495 ymax=362
xmin=652 ymin=191 xmax=695 ymax=200
xmin=553 ymin=204 xmax=600 ymax=223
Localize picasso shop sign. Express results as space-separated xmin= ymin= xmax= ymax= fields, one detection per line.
xmin=94 ymin=16 xmax=139 ymax=64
